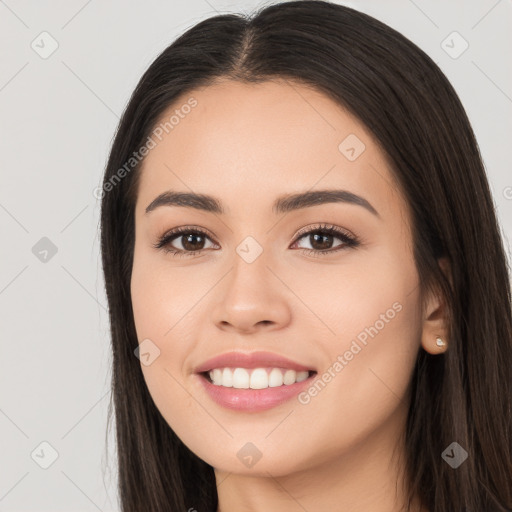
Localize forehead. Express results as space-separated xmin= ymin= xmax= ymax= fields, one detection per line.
xmin=135 ymin=79 xmax=405 ymax=221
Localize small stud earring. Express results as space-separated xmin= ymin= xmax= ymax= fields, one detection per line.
xmin=435 ymin=336 xmax=446 ymax=347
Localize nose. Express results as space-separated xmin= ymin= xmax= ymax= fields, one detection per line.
xmin=211 ymin=255 xmax=292 ymax=335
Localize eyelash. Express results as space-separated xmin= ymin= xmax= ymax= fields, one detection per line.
xmin=153 ymin=223 xmax=360 ymax=258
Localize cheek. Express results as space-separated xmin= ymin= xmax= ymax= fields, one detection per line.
xmin=130 ymin=251 xmax=209 ymax=429
xmin=291 ymin=245 xmax=420 ymax=404
xmin=130 ymin=272 xmax=171 ymax=339
xmin=130 ymin=248 xmax=206 ymax=341
xmin=283 ymin=294 xmax=421 ymax=472
xmin=298 ymin=261 xmax=421 ymax=436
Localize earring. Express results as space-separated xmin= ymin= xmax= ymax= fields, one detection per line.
xmin=435 ymin=336 xmax=446 ymax=347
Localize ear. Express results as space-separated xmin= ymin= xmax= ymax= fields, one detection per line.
xmin=420 ymin=257 xmax=451 ymax=355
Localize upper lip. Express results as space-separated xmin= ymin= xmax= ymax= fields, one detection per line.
xmin=194 ymin=351 xmax=316 ymax=374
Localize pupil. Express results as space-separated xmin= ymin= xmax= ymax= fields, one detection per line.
xmin=183 ymin=233 xmax=204 ymax=251
xmin=311 ymin=233 xmax=332 ymax=250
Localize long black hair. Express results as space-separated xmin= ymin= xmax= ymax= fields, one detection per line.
xmin=99 ymin=1 xmax=512 ymax=510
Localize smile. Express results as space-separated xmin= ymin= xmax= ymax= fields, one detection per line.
xmin=197 ymin=368 xmax=317 ymax=412
xmin=206 ymin=367 xmax=312 ymax=388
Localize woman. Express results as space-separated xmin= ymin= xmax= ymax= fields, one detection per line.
xmin=99 ymin=1 xmax=512 ymax=510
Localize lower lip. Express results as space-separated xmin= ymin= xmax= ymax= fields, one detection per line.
xmin=196 ymin=372 xmax=316 ymax=412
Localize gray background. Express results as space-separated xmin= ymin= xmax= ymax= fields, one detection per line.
xmin=0 ymin=0 xmax=510 ymax=510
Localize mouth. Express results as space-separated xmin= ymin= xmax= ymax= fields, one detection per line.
xmin=195 ymin=367 xmax=318 ymax=412
xmin=199 ymin=367 xmax=318 ymax=389
xmin=193 ymin=351 xmax=318 ymax=411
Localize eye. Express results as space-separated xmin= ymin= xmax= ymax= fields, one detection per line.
xmin=152 ymin=226 xmax=218 ymax=257
xmin=290 ymin=223 xmax=360 ymax=256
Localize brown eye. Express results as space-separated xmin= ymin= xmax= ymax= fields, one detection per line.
xmin=292 ymin=224 xmax=359 ymax=256
xmin=304 ymin=232 xmax=338 ymax=251
xmin=179 ymin=232 xmax=207 ymax=251
xmin=153 ymin=227 xmax=217 ymax=256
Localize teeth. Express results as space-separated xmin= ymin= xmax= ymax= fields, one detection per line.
xmin=207 ymin=367 xmax=310 ymax=388
xmin=269 ymin=368 xmax=283 ymax=387
xmin=249 ymin=368 xmax=267 ymax=389
xmin=222 ymin=368 xmax=233 ymax=387
xmin=233 ymin=368 xmax=249 ymax=389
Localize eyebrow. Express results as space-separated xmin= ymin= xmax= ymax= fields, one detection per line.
xmin=145 ymin=189 xmax=380 ymax=217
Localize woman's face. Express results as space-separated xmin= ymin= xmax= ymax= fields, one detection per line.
xmin=130 ymin=79 xmax=426 ymax=477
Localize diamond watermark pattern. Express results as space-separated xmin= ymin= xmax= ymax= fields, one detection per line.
xmin=32 ymin=237 xmax=58 ymax=263
xmin=31 ymin=31 xmax=59 ymax=59
xmin=236 ymin=236 xmax=263 ymax=264
xmin=441 ymin=441 xmax=468 ymax=468
xmin=31 ymin=441 xmax=59 ymax=469
xmin=134 ymin=338 xmax=161 ymax=366
xmin=338 ymin=134 xmax=366 ymax=161
xmin=441 ymin=31 xmax=469 ymax=59
xmin=237 ymin=442 xmax=263 ymax=468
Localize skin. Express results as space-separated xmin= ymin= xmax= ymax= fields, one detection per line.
xmin=130 ymin=79 xmax=449 ymax=512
